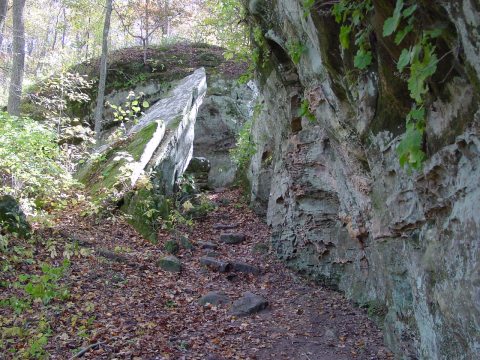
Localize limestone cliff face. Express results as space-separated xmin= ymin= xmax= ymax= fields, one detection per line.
xmin=246 ymin=0 xmax=480 ymax=358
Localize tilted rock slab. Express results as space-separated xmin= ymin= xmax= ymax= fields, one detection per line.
xmin=77 ymin=68 xmax=207 ymax=240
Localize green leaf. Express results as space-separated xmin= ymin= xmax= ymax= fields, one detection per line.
xmin=352 ymin=9 xmax=361 ymax=26
xmin=424 ymin=28 xmax=443 ymax=39
xmin=383 ymin=0 xmax=404 ymax=37
xmin=354 ymin=49 xmax=372 ymax=69
xmin=396 ymin=124 xmax=425 ymax=169
xmin=395 ymin=24 xmax=413 ymax=45
xmin=340 ymin=25 xmax=351 ymax=49
xmin=142 ymin=101 xmax=149 ymax=108
xmin=402 ymin=4 xmax=417 ymax=18
xmin=407 ymin=106 xmax=425 ymax=123
xmin=408 ymin=43 xmax=438 ymax=102
xmin=383 ymin=16 xmax=399 ymax=37
xmin=332 ymin=3 xmax=345 ymax=23
xmin=131 ymin=100 xmax=138 ymax=106
xmin=397 ymin=48 xmax=412 ymax=72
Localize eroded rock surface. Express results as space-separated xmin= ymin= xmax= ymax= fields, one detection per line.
xmin=246 ymin=1 xmax=480 ymax=358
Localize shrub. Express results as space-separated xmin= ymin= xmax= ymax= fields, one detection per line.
xmin=230 ymin=119 xmax=256 ymax=170
xmin=0 ymin=113 xmax=76 ymax=211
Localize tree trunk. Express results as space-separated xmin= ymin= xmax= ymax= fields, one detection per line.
xmin=51 ymin=9 xmax=61 ymax=51
xmin=0 ymin=0 xmax=8 ymax=49
xmin=7 ymin=0 xmax=26 ymax=116
xmin=94 ymin=0 xmax=113 ymax=139
xmin=162 ymin=0 xmax=170 ymax=37
xmin=144 ymin=0 xmax=149 ymax=63
xmin=61 ymin=7 xmax=67 ymax=48
xmin=85 ymin=17 xmax=91 ymax=60
xmin=142 ymin=37 xmax=147 ymax=64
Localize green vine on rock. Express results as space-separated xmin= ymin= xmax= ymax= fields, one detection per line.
xmin=286 ymin=40 xmax=307 ymax=65
xmin=302 ymin=0 xmax=315 ymax=19
xmin=383 ymin=0 xmax=442 ymax=170
xmin=332 ymin=0 xmax=374 ymax=70
xmin=299 ymin=98 xmax=316 ymax=122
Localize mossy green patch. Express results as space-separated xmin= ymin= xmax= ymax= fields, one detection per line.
xmin=121 ymin=186 xmax=172 ymax=242
xmin=76 ymin=121 xmax=159 ymax=204
xmin=361 ymin=300 xmax=388 ymax=326
xmin=121 ymin=187 xmax=159 ymax=242
xmin=126 ymin=121 xmax=160 ymax=161
xmin=166 ymin=115 xmax=183 ymax=130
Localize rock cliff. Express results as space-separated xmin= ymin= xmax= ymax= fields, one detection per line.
xmin=245 ymin=0 xmax=480 ymax=358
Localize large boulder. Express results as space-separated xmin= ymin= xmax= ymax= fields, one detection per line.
xmin=0 ymin=195 xmax=31 ymax=238
xmin=77 ymin=68 xmax=207 ymax=241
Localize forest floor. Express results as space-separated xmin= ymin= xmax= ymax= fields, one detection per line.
xmin=1 ymin=188 xmax=392 ymax=360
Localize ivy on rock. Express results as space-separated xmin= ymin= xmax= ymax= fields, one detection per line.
xmin=330 ymin=0 xmax=443 ymax=170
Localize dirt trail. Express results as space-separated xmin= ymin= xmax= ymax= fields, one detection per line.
xmin=38 ymin=189 xmax=391 ymax=359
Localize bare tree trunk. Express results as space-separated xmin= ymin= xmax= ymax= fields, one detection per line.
xmin=7 ymin=0 xmax=26 ymax=116
xmin=144 ymin=0 xmax=149 ymax=63
xmin=85 ymin=17 xmax=91 ymax=60
xmin=94 ymin=0 xmax=113 ymax=139
xmin=0 ymin=0 xmax=8 ymax=49
xmin=61 ymin=7 xmax=67 ymax=48
xmin=161 ymin=0 xmax=170 ymax=37
xmin=51 ymin=6 xmax=63 ymax=51
xmin=142 ymin=37 xmax=147 ymax=64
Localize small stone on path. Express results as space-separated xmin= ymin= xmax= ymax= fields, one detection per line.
xmin=220 ymin=233 xmax=246 ymax=244
xmin=198 ymin=241 xmax=218 ymax=250
xmin=230 ymin=291 xmax=268 ymax=316
xmin=231 ymin=261 xmax=261 ymax=275
xmin=158 ymin=255 xmax=182 ymax=273
xmin=202 ymin=250 xmax=219 ymax=257
xmin=198 ymin=291 xmax=230 ymax=306
xmin=200 ymin=257 xmax=231 ymax=273
xmin=97 ymin=248 xmax=129 ymax=263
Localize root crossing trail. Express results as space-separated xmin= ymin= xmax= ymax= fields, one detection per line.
xmin=41 ymin=189 xmax=391 ymax=359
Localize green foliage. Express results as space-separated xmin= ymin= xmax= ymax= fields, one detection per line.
xmin=163 ymin=209 xmax=194 ymax=230
xmin=108 ymin=91 xmax=150 ymax=140
xmin=111 ymin=72 xmax=149 ymax=90
xmin=333 ymin=0 xmax=374 ymax=70
xmin=18 ymin=260 xmax=70 ymax=305
xmin=396 ymin=105 xmax=426 ymax=170
xmin=382 ymin=0 xmax=417 ymax=45
xmin=164 ymin=240 xmax=180 ymax=255
xmin=27 ymin=72 xmax=95 ymax=164
xmin=286 ymin=40 xmax=307 ymax=65
xmin=201 ymin=0 xmax=250 ymax=62
xmin=396 ymin=122 xmax=425 ymax=170
xmin=382 ymin=0 xmax=442 ymax=170
xmin=0 ymin=113 xmax=76 ymax=211
xmin=298 ymin=99 xmax=316 ymax=122
xmin=302 ymin=0 xmax=315 ymax=19
xmin=230 ymin=119 xmax=256 ymax=170
xmin=397 ymin=34 xmax=439 ymax=104
xmin=183 ymin=194 xmax=217 ymax=219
